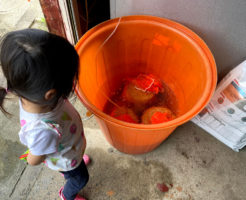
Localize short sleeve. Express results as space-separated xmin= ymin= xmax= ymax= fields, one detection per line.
xmin=19 ymin=121 xmax=60 ymax=156
xmin=28 ymin=129 xmax=59 ymax=155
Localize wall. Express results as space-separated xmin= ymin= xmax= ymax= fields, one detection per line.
xmin=110 ymin=0 xmax=246 ymax=80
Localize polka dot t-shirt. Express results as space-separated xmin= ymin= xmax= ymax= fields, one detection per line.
xmin=18 ymin=98 xmax=86 ymax=171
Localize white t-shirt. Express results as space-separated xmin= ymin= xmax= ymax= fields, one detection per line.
xmin=18 ymin=98 xmax=86 ymax=171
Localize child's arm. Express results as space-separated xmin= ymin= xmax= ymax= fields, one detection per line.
xmin=27 ymin=151 xmax=46 ymax=166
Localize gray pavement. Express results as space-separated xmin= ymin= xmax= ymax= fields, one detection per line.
xmin=0 ymin=1 xmax=246 ymax=200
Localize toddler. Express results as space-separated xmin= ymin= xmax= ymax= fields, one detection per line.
xmin=0 ymin=29 xmax=89 ymax=200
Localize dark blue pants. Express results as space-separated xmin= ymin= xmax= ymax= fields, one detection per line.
xmin=61 ymin=160 xmax=89 ymax=200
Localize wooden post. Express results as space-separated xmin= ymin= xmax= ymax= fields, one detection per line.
xmin=39 ymin=0 xmax=67 ymax=38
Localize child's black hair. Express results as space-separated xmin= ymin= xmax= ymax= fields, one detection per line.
xmin=0 ymin=29 xmax=79 ymax=112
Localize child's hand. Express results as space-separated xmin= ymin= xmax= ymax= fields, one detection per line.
xmin=27 ymin=151 xmax=46 ymax=166
xmin=20 ymin=149 xmax=46 ymax=165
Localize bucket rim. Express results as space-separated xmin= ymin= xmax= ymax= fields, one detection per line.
xmin=75 ymin=15 xmax=217 ymax=130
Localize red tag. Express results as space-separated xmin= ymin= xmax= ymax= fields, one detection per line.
xmin=151 ymin=112 xmax=172 ymax=124
xmin=132 ymin=74 xmax=163 ymax=94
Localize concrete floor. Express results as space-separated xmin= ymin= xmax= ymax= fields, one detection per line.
xmin=0 ymin=1 xmax=245 ymax=200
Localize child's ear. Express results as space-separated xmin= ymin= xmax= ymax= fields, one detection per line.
xmin=44 ymin=89 xmax=56 ymax=100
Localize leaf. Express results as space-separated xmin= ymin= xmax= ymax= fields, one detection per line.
xmin=157 ymin=183 xmax=169 ymax=192
xmin=106 ymin=190 xmax=114 ymax=196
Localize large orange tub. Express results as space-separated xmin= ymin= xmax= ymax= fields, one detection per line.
xmin=75 ymin=15 xmax=217 ymax=154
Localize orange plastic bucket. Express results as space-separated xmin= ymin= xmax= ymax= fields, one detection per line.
xmin=75 ymin=15 xmax=217 ymax=154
